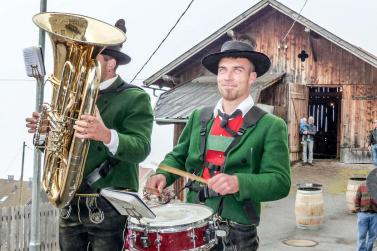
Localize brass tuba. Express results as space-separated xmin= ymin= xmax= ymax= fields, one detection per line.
xmin=33 ymin=12 xmax=126 ymax=208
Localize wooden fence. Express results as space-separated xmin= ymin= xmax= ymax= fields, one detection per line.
xmin=0 ymin=203 xmax=59 ymax=251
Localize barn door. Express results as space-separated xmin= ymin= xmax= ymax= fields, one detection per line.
xmin=288 ymin=83 xmax=308 ymax=161
xmin=308 ymin=87 xmax=342 ymax=158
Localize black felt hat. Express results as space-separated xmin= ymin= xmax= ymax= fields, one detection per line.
xmin=101 ymin=19 xmax=131 ymax=65
xmin=202 ymin=40 xmax=271 ymax=77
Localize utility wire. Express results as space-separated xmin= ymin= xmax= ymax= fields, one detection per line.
xmin=281 ymin=0 xmax=309 ymax=43
xmin=129 ymin=0 xmax=195 ymax=84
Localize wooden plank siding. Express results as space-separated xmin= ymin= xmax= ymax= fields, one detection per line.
xmin=259 ymin=81 xmax=288 ymax=120
xmin=0 ymin=203 xmax=59 ymax=251
xmin=287 ymin=83 xmax=308 ymax=161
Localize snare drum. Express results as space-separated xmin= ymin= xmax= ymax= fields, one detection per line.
xmin=127 ymin=203 xmax=215 ymax=251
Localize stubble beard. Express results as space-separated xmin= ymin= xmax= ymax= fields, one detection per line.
xmin=220 ymin=88 xmax=240 ymax=102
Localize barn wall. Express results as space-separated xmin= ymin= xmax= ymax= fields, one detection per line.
xmin=238 ymin=10 xmax=377 ymax=162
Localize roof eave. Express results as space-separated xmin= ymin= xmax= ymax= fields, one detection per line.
xmin=144 ymin=0 xmax=377 ymax=87
xmin=268 ymin=0 xmax=377 ymax=68
xmin=143 ymin=0 xmax=270 ymax=86
xmin=155 ymin=118 xmax=188 ymax=124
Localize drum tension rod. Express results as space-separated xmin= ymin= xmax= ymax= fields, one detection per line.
xmin=205 ymin=221 xmax=216 ymax=242
xmin=141 ymin=228 xmax=151 ymax=248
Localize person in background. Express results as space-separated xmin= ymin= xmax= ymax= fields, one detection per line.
xmin=299 ymin=117 xmax=308 ymax=137
xmin=25 ymin=19 xmax=153 ymax=251
xmin=368 ymin=119 xmax=377 ymax=167
xmin=355 ymin=180 xmax=377 ymax=251
xmin=302 ymin=116 xmax=316 ymax=166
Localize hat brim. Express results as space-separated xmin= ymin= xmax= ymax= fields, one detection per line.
xmin=202 ymin=51 xmax=271 ymax=77
xmin=101 ymin=48 xmax=131 ymax=65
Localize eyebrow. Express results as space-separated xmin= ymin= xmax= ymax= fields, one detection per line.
xmin=218 ymin=65 xmax=246 ymax=70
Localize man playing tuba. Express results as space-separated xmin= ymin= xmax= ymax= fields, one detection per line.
xmin=26 ymin=19 xmax=153 ymax=250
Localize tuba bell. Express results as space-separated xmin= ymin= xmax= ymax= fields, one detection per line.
xmin=32 ymin=12 xmax=126 ymax=208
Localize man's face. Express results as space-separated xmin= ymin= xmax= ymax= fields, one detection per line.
xmin=217 ymin=57 xmax=257 ymax=102
xmin=96 ymin=54 xmax=116 ymax=82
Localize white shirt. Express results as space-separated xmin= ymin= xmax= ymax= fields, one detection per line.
xmin=213 ymin=95 xmax=255 ymax=118
xmin=99 ymin=75 xmax=119 ymax=155
xmin=99 ymin=75 xmax=117 ymax=91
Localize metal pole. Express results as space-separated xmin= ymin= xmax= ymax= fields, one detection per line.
xmin=29 ymin=0 xmax=46 ymax=250
xmin=19 ymin=141 xmax=26 ymax=205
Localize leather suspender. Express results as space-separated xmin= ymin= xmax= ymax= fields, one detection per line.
xmin=199 ymin=105 xmax=267 ymax=164
xmin=199 ymin=106 xmax=214 ymax=162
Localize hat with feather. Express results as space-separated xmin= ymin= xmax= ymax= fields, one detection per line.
xmin=101 ymin=19 xmax=131 ymax=65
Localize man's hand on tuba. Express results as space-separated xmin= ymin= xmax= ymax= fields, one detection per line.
xmin=73 ymin=106 xmax=111 ymax=144
xmin=25 ymin=112 xmax=40 ymax=133
xmin=25 ymin=111 xmax=49 ymax=134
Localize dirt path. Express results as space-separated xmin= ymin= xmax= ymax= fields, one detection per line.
xmin=290 ymin=159 xmax=374 ymax=194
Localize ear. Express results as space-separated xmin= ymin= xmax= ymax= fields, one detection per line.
xmin=107 ymin=58 xmax=117 ymax=71
xmin=248 ymin=71 xmax=257 ymax=87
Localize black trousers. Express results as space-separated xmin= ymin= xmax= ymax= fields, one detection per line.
xmin=213 ymin=222 xmax=259 ymax=251
xmin=59 ymin=196 xmax=127 ymax=251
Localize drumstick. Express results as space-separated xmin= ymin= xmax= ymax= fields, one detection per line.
xmin=158 ymin=164 xmax=208 ymax=185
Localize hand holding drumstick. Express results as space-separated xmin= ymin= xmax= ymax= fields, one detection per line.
xmin=146 ymin=164 xmax=239 ymax=196
xmin=145 ymin=165 xmax=207 ymax=195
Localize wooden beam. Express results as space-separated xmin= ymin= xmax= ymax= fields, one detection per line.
xmin=351 ymin=95 xmax=377 ymax=100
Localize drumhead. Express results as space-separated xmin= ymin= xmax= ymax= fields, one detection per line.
xmin=129 ymin=203 xmax=213 ymax=227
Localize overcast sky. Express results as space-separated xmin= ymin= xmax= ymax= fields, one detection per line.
xmin=0 ymin=0 xmax=376 ymax=180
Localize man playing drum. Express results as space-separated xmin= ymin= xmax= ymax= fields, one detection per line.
xmin=147 ymin=39 xmax=291 ymax=250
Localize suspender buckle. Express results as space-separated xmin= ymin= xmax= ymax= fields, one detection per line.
xmin=207 ymin=163 xmax=222 ymax=176
xmin=237 ymin=127 xmax=246 ymax=136
xmin=200 ymin=127 xmax=206 ymax=136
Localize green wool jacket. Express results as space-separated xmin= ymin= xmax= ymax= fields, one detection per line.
xmin=156 ymin=107 xmax=291 ymax=225
xmin=84 ymin=76 xmax=153 ymax=192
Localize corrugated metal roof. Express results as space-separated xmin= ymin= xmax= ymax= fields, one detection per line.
xmin=0 ymin=179 xmax=32 ymax=207
xmin=154 ymin=73 xmax=285 ymax=124
xmin=144 ymin=0 xmax=377 ymax=87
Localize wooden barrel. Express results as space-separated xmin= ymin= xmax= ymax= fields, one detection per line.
xmin=346 ymin=177 xmax=366 ymax=212
xmin=295 ymin=187 xmax=324 ymax=229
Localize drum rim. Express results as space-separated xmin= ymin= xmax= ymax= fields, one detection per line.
xmin=128 ymin=203 xmax=214 ymax=233
xmin=128 ymin=238 xmax=216 ymax=250
xmin=128 ymin=220 xmax=211 ymax=233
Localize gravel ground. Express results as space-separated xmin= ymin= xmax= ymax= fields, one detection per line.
xmin=258 ymin=159 xmax=375 ymax=251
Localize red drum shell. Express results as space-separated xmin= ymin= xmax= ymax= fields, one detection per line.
xmin=126 ymin=203 xmax=215 ymax=251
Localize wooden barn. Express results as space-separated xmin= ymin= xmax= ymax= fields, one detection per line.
xmin=144 ymin=0 xmax=377 ymax=164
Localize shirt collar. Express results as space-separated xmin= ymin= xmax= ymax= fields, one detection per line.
xmin=213 ymin=95 xmax=254 ymax=118
xmin=99 ymin=75 xmax=118 ymax=90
